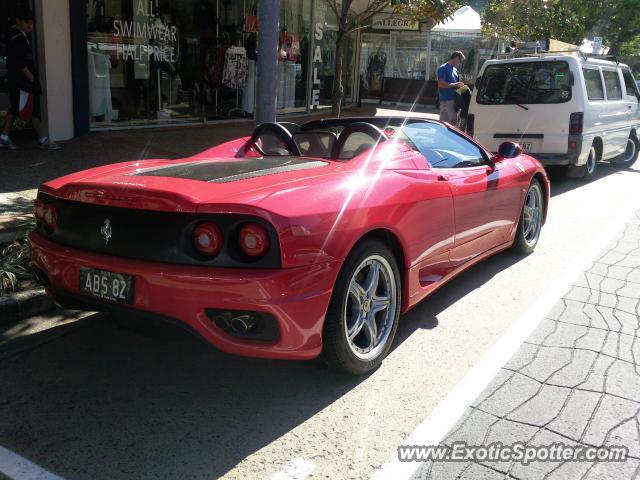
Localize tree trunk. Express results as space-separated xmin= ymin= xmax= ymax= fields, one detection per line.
xmin=332 ymin=31 xmax=345 ymax=116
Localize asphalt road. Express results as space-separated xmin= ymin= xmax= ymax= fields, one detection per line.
xmin=1 ymin=160 xmax=640 ymax=480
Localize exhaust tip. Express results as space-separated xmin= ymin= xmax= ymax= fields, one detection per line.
xmin=230 ymin=314 xmax=255 ymax=334
xmin=212 ymin=312 xmax=233 ymax=331
xmin=204 ymin=309 xmax=279 ymax=341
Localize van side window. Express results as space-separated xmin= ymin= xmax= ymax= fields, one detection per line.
xmin=602 ymin=70 xmax=622 ymax=100
xmin=583 ymin=68 xmax=605 ymax=100
xmin=621 ymin=69 xmax=639 ymax=97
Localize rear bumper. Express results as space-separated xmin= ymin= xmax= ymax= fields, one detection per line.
xmin=478 ymin=132 xmax=586 ymax=167
xmin=530 ymin=154 xmax=571 ymax=166
xmin=30 ymin=232 xmax=340 ymax=360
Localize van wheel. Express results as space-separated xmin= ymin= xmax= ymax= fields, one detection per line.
xmin=612 ymin=135 xmax=639 ymax=168
xmin=567 ymin=146 xmax=597 ymax=181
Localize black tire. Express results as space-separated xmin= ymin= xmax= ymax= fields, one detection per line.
xmin=512 ymin=179 xmax=545 ymax=254
xmin=567 ymin=146 xmax=597 ymax=181
xmin=321 ymin=239 xmax=402 ymax=375
xmin=611 ymin=135 xmax=639 ymax=168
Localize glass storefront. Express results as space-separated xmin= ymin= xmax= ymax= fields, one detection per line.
xmin=359 ymin=28 xmax=504 ymax=103
xmin=85 ymin=0 xmax=330 ymax=128
xmin=86 ymin=0 xmax=204 ymax=127
xmin=309 ymin=0 xmax=355 ymax=109
xmin=276 ymin=0 xmax=311 ymax=112
xmin=427 ymin=33 xmax=503 ymax=84
xmin=360 ymin=31 xmax=428 ymax=100
xmin=360 ymin=32 xmax=429 ymax=101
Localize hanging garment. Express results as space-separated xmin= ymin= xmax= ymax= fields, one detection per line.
xmin=242 ymin=59 xmax=257 ymax=114
xmin=279 ymin=31 xmax=301 ymax=62
xmin=88 ymin=49 xmax=113 ymax=121
xmin=222 ymin=46 xmax=248 ymax=89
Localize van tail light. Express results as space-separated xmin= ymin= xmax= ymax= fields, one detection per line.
xmin=569 ymin=112 xmax=583 ymax=134
xmin=466 ymin=114 xmax=475 ymax=137
xmin=239 ymin=223 xmax=270 ymax=258
xmin=42 ymin=204 xmax=58 ymax=232
xmin=193 ymin=223 xmax=223 ymax=257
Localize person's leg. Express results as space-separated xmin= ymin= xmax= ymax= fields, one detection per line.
xmin=439 ymin=100 xmax=455 ymax=124
xmin=31 ymin=116 xmax=43 ymax=137
xmin=31 ymin=96 xmax=60 ymax=150
xmin=2 ymin=111 xmax=16 ymax=136
xmin=438 ymin=99 xmax=448 ymax=122
xmin=0 ymin=85 xmax=19 ymax=149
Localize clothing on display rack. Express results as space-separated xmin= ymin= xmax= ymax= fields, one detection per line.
xmin=245 ymin=33 xmax=257 ymax=61
xmin=222 ymin=45 xmax=248 ymax=89
xmin=88 ymin=46 xmax=113 ymax=121
xmin=242 ymin=59 xmax=257 ymax=113
xmin=279 ymin=31 xmax=301 ymax=62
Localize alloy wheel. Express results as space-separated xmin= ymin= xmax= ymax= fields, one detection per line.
xmin=343 ymin=255 xmax=397 ymax=361
xmin=522 ymin=184 xmax=543 ymax=246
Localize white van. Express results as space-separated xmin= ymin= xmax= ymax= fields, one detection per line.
xmin=467 ymin=54 xmax=640 ymax=179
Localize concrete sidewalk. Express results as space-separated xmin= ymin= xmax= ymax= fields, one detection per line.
xmin=413 ymin=211 xmax=640 ymax=480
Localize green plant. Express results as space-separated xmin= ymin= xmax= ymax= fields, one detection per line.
xmin=0 ymin=219 xmax=37 ymax=296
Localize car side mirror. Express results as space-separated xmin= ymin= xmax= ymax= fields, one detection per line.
xmin=497 ymin=141 xmax=523 ymax=159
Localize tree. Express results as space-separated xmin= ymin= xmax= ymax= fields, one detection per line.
xmin=320 ymin=0 xmax=462 ymax=115
xmin=481 ymin=0 xmax=592 ymax=45
xmin=482 ymin=0 xmax=640 ymax=55
xmin=594 ymin=0 xmax=640 ymax=55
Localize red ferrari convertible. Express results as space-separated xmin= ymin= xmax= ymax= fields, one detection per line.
xmin=30 ymin=117 xmax=549 ymax=374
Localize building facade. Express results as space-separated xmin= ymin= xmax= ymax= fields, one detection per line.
xmin=0 ymin=2 xmax=500 ymax=140
xmin=0 ymin=0 xmax=359 ymax=139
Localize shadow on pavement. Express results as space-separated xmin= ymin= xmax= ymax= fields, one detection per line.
xmin=0 ymin=314 xmax=363 ymax=479
xmin=547 ymin=161 xmax=640 ymax=198
xmin=393 ymin=249 xmax=526 ymax=349
xmin=0 ymin=245 xmax=527 ymax=480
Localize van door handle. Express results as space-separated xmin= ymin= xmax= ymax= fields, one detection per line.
xmin=437 ymin=174 xmax=449 ymax=181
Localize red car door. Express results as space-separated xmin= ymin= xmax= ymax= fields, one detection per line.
xmin=403 ymin=122 xmax=522 ymax=266
xmin=444 ymin=161 xmax=522 ymax=266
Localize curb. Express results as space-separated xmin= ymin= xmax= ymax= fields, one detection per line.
xmin=0 ymin=214 xmax=33 ymax=244
xmin=0 ymin=289 xmax=55 ymax=326
xmin=0 ymin=310 xmax=99 ymax=360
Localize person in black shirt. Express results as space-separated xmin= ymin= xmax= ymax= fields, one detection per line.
xmin=0 ymin=7 xmax=60 ymax=150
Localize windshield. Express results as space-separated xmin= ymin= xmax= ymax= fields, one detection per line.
xmin=477 ymin=61 xmax=572 ymax=105
xmin=387 ymin=122 xmax=487 ymax=168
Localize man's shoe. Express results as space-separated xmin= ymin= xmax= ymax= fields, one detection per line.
xmin=0 ymin=136 xmax=17 ymax=150
xmin=38 ymin=137 xmax=61 ymax=150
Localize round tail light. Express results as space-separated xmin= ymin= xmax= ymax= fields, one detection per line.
xmin=43 ymin=204 xmax=57 ymax=232
xmin=239 ymin=223 xmax=270 ymax=257
xmin=193 ymin=223 xmax=223 ymax=257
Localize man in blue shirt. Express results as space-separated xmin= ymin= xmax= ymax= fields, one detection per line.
xmin=437 ymin=51 xmax=466 ymax=124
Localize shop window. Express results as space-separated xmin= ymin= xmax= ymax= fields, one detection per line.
xmin=86 ymin=0 xmax=202 ymax=127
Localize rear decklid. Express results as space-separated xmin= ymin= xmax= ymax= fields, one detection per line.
xmin=41 ymin=156 xmax=336 ymax=212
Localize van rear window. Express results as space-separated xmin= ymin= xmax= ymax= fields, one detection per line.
xmin=477 ymin=61 xmax=572 ymax=105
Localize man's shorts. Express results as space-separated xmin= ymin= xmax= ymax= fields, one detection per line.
xmin=8 ymin=82 xmax=41 ymax=119
xmin=439 ymin=99 xmax=457 ymax=124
